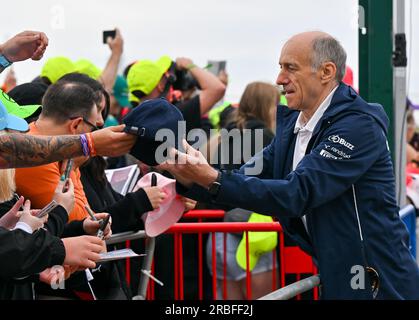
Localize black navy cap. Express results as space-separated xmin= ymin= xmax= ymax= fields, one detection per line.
xmin=122 ymin=98 xmax=184 ymax=166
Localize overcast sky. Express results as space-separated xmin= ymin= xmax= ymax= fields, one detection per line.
xmin=1 ymin=0 xmax=418 ymax=103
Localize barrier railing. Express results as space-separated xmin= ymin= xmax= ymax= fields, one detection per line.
xmin=107 ymin=210 xmax=319 ymax=301
xmin=165 ymin=221 xmax=283 ymax=300
xmin=258 ymin=275 xmax=320 ymax=300
xmin=107 ymin=205 xmax=417 ymax=301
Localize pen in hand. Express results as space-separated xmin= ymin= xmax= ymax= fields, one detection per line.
xmin=84 ymin=205 xmax=98 ymax=221
xmin=97 ymin=214 xmax=110 ymax=240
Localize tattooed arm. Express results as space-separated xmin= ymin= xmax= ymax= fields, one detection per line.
xmin=0 ymin=133 xmax=82 ymax=169
xmin=0 ymin=125 xmax=136 ymax=169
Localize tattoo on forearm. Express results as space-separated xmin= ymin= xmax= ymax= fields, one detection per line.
xmin=0 ymin=133 xmax=82 ymax=169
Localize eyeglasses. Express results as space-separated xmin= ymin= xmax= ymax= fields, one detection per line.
xmin=69 ymin=116 xmax=98 ymax=132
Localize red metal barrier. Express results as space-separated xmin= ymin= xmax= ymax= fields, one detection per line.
xmin=283 ymin=246 xmax=318 ymax=300
xmin=126 ymin=210 xmax=318 ymax=300
xmin=165 ymin=219 xmax=283 ymax=300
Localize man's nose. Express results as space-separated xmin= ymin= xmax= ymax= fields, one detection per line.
xmin=276 ymin=70 xmax=289 ymax=86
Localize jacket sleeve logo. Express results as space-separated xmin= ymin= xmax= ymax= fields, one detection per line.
xmin=328 ymin=135 xmax=355 ymax=150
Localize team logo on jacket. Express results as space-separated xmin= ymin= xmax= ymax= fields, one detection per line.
xmin=320 ymin=149 xmax=338 ymax=159
xmin=328 ymin=135 xmax=355 ymax=150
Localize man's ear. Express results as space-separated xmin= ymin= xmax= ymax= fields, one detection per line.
xmin=320 ymin=62 xmax=337 ymax=84
xmin=68 ymin=117 xmax=83 ymax=134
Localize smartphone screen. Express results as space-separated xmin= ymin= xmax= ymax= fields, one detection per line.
xmin=103 ymin=30 xmax=116 ymax=44
xmin=63 ymin=159 xmax=74 ymax=180
xmin=61 ymin=159 xmax=73 ymax=192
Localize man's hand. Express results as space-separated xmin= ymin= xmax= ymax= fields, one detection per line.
xmin=92 ymin=124 xmax=136 ymax=157
xmin=0 ymin=31 xmax=48 ymax=62
xmin=53 ymin=178 xmax=75 ymax=215
xmin=62 ymin=235 xmax=104 ymax=269
xmin=39 ymin=265 xmax=76 ymax=286
xmin=83 ymin=212 xmax=112 ymax=240
xmin=218 ymin=69 xmax=229 ymax=86
xmin=0 ymin=196 xmax=25 ymax=229
xmin=106 ymin=28 xmax=123 ymax=56
xmin=175 ymin=57 xmax=194 ymax=70
xmin=158 ymin=139 xmax=219 ymax=189
xmin=143 ymin=186 xmax=166 ymax=210
xmin=180 ymin=196 xmax=197 ymax=212
xmin=19 ymin=199 xmax=48 ymax=232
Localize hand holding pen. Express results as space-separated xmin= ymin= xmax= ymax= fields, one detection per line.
xmin=84 ymin=205 xmax=112 ymax=240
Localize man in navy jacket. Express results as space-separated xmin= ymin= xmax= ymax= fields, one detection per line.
xmin=160 ymin=31 xmax=419 ymax=299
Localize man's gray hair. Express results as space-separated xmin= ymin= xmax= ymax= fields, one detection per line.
xmin=311 ymin=36 xmax=347 ymax=82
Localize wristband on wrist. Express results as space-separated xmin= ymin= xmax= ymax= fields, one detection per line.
xmin=85 ymin=132 xmax=97 ymax=157
xmin=80 ymin=134 xmax=90 ymax=156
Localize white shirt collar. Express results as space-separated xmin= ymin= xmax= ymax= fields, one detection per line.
xmin=293 ymin=86 xmax=338 ymax=134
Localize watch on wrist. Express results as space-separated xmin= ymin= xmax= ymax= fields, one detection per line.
xmin=0 ymin=54 xmax=12 ymax=73
xmin=208 ymin=170 xmax=222 ymax=197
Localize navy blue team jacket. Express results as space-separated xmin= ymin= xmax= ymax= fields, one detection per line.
xmin=179 ymin=83 xmax=419 ymax=299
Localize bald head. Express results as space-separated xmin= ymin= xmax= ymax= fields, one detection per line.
xmin=285 ymin=31 xmax=347 ymax=82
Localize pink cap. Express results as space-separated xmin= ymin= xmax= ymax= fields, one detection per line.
xmin=134 ymin=172 xmax=185 ymax=237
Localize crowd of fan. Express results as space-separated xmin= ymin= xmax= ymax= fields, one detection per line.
xmin=0 ymin=28 xmax=291 ymax=300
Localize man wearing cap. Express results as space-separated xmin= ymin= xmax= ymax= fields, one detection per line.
xmin=161 ymin=31 xmax=419 ymax=299
xmin=127 ymin=56 xmax=226 ymax=134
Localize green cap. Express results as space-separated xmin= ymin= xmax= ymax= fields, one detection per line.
xmin=113 ymin=75 xmax=129 ymax=107
xmin=127 ymin=56 xmax=172 ymax=101
xmin=236 ymin=213 xmax=278 ymax=271
xmin=0 ymin=89 xmax=42 ymax=120
xmin=74 ymin=59 xmax=102 ymax=79
xmin=41 ymin=56 xmax=75 ymax=84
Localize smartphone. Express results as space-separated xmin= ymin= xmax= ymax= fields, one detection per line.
xmin=63 ymin=159 xmax=74 ymax=180
xmin=61 ymin=159 xmax=73 ymax=192
xmin=37 ymin=200 xmax=58 ymax=218
xmin=207 ymin=60 xmax=227 ymax=76
xmin=103 ymin=30 xmax=116 ymax=44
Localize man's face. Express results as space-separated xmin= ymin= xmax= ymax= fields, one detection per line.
xmin=276 ymin=39 xmax=323 ymax=113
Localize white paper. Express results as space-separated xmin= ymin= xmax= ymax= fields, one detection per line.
xmin=98 ymin=248 xmax=144 ymax=263
xmin=105 ymin=165 xmax=140 ymax=195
